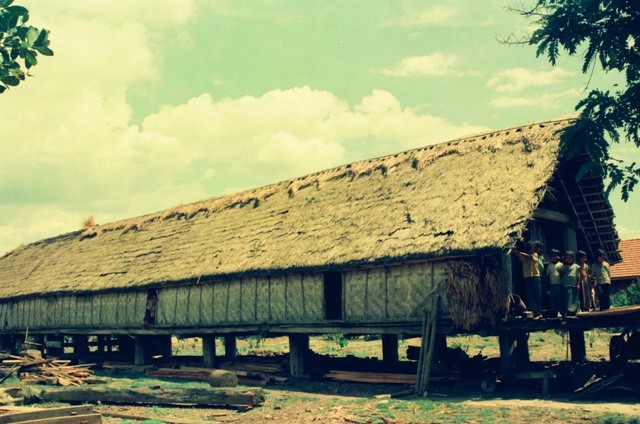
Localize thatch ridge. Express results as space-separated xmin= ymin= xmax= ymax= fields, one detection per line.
xmin=67 ymin=117 xmax=577 ymax=239
xmin=0 ymin=117 xmax=584 ymax=299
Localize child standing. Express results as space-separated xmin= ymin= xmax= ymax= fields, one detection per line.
xmin=576 ymin=251 xmax=592 ymax=311
xmin=546 ymin=249 xmax=563 ymax=315
xmin=513 ymin=241 xmax=542 ymax=319
xmin=559 ymin=250 xmax=580 ymax=316
xmin=591 ymin=249 xmax=612 ymax=310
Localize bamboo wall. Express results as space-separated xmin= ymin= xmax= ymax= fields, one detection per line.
xmin=0 ymin=262 xmax=448 ymax=332
xmin=343 ymin=262 xmax=447 ymax=321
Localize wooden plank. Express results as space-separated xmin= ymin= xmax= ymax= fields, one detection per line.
xmin=325 ymin=371 xmax=417 ymax=385
xmin=0 ymin=406 xmax=95 ymax=424
xmin=11 ymin=414 xmax=101 ymax=424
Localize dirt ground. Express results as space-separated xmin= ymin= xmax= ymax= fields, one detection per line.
xmin=91 ymin=378 xmax=640 ymax=424
xmin=8 ymin=331 xmax=639 ymax=423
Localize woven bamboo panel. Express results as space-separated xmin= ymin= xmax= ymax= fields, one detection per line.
xmin=82 ymin=296 xmax=90 ymax=326
xmin=200 ymin=283 xmax=214 ymax=324
xmin=0 ymin=303 xmax=6 ymax=329
xmin=240 ymin=277 xmax=257 ymax=322
xmin=173 ymin=286 xmax=190 ymax=326
xmin=156 ymin=286 xmax=175 ymax=325
xmin=302 ymin=273 xmax=323 ymax=321
xmin=58 ymin=295 xmax=70 ymax=326
xmin=256 ymin=277 xmax=270 ymax=321
xmin=344 ymin=270 xmax=367 ymax=319
xmin=185 ymin=285 xmax=201 ymax=325
xmin=285 ymin=274 xmax=304 ymax=320
xmin=364 ymin=268 xmax=387 ymax=320
xmin=100 ymin=293 xmax=118 ymax=326
xmin=227 ymin=280 xmax=241 ymax=322
xmin=213 ymin=281 xmax=230 ymax=323
xmin=46 ymin=297 xmax=57 ymax=328
xmin=269 ymin=276 xmax=286 ymax=321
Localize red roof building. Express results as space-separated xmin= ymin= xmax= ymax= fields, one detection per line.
xmin=611 ymin=238 xmax=640 ymax=285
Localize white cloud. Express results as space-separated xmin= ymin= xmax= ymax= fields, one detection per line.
xmin=0 ymin=3 xmax=490 ymax=255
xmin=490 ymin=88 xmax=581 ymax=108
xmin=382 ymin=4 xmax=458 ymax=27
xmin=616 ymin=225 xmax=640 ymax=240
xmin=487 ymin=67 xmax=574 ymax=93
xmin=378 ymin=53 xmax=469 ymax=77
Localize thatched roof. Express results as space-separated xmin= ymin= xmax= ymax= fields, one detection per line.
xmin=0 ymin=117 xmax=617 ymax=299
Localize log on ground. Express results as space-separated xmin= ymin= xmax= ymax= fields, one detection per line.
xmin=27 ymin=384 xmax=265 ymax=407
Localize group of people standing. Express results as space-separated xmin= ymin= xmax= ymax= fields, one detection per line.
xmin=514 ymin=241 xmax=612 ymax=319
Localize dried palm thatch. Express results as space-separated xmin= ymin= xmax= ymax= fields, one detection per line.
xmin=445 ymin=258 xmax=509 ymax=331
xmin=0 ymin=116 xmax=617 ymax=300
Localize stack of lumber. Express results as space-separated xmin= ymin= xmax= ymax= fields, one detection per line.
xmin=1 ymin=353 xmax=93 ymax=386
xmin=324 ymin=370 xmax=417 ymax=385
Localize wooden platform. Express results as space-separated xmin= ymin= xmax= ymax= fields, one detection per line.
xmin=577 ymin=305 xmax=640 ymax=318
xmin=498 ymin=306 xmax=640 ymax=333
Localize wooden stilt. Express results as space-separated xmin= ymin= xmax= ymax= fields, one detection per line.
xmin=289 ymin=334 xmax=310 ymax=378
xmin=569 ymin=330 xmax=586 ymax=363
xmin=224 ymin=336 xmax=237 ymax=360
xmin=134 ymin=336 xmax=148 ymax=365
xmin=514 ymin=332 xmax=530 ymax=367
xmin=73 ymin=335 xmax=89 ymax=363
xmin=415 ymin=296 xmax=439 ymax=396
xmin=156 ymin=335 xmax=172 ymax=359
xmin=499 ymin=332 xmax=515 ymax=374
xmin=97 ymin=335 xmax=105 ymax=354
xmin=381 ymin=334 xmax=399 ymax=364
xmin=117 ymin=335 xmax=135 ymax=362
xmin=202 ymin=335 xmax=217 ymax=368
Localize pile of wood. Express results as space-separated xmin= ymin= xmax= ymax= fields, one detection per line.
xmin=1 ymin=352 xmax=93 ymax=386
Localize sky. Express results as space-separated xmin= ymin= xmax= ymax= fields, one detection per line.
xmin=1 ymin=0 xmax=638 ymax=255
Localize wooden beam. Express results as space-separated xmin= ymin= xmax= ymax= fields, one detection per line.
xmin=569 ymin=330 xmax=586 ymax=363
xmin=202 ymin=335 xmax=217 ymax=368
xmin=224 ymin=336 xmax=237 ymax=360
xmin=134 ymin=336 xmax=148 ymax=365
xmin=533 ymin=208 xmax=571 ymax=223
xmin=381 ymin=334 xmax=399 ymax=364
xmin=30 ymin=385 xmax=265 ymax=407
xmin=498 ymin=332 xmax=516 ymax=374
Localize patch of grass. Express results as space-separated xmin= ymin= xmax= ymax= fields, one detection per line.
xmin=594 ymin=413 xmax=640 ymax=424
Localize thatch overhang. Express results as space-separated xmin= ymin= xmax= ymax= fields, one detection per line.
xmin=0 ymin=117 xmax=620 ymax=300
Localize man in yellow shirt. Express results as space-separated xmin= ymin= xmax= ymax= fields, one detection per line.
xmin=514 ymin=241 xmax=542 ymax=319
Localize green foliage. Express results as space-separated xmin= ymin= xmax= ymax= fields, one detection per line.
xmin=612 ymin=280 xmax=640 ymax=306
xmin=326 ymin=333 xmax=349 ymax=350
xmin=513 ymin=0 xmax=640 ymax=200
xmin=594 ymin=413 xmax=640 ymax=424
xmin=0 ymin=0 xmax=52 ymax=93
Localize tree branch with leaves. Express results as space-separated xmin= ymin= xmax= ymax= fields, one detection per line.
xmin=0 ymin=0 xmax=53 ymax=93
xmin=509 ymin=0 xmax=640 ymax=201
